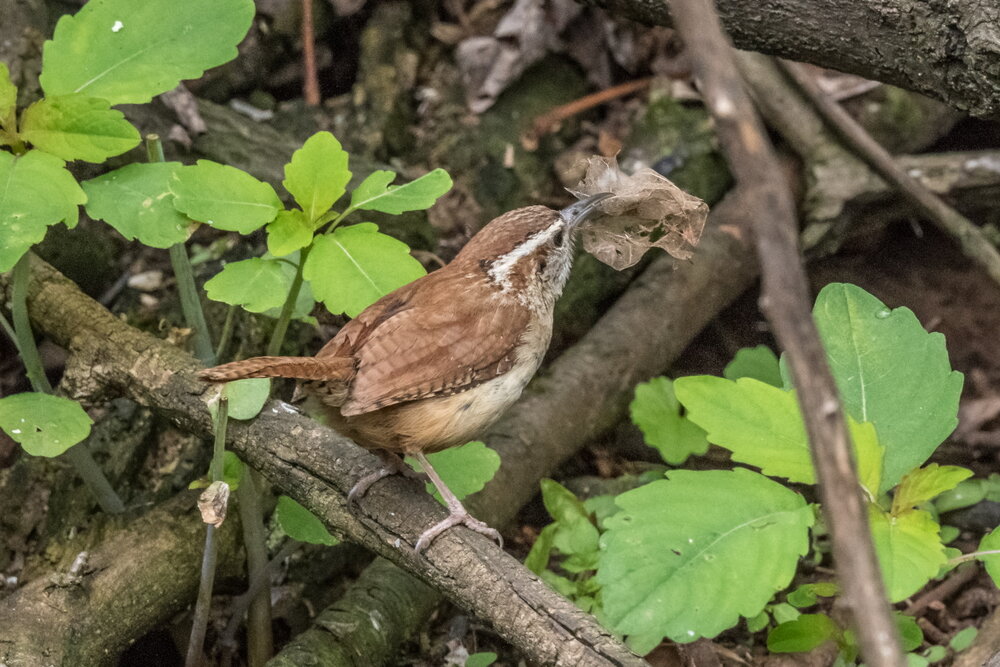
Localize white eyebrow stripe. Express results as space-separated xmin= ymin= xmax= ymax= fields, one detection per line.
xmin=487 ymin=221 xmax=563 ymax=290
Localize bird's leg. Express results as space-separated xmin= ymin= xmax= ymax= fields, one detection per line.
xmin=412 ymin=450 xmax=503 ymax=553
xmin=348 ymin=450 xmax=426 ymax=503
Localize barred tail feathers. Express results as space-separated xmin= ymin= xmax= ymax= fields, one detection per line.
xmin=198 ymin=356 xmax=354 ymax=382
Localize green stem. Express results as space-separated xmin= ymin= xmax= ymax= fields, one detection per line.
xmin=949 ymin=549 xmax=1000 ymax=565
xmin=12 ymin=255 xmax=125 ymax=513
xmin=235 ymin=471 xmax=273 ymax=666
xmin=265 ymin=245 xmax=310 ymax=356
xmin=214 ymin=304 xmax=238 ymax=362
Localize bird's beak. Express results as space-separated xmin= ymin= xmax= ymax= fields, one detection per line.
xmin=560 ymin=192 xmax=614 ymax=228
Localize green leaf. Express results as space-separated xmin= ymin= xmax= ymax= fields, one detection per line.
xmin=923 ymin=645 xmax=947 ymax=662
xmin=539 ymin=479 xmax=600 ymax=556
xmin=170 ymin=160 xmax=282 ymax=233
xmin=349 ymin=168 xmax=452 ymax=215
xmin=852 ymin=420 xmax=884 ymax=499
xmin=225 ymin=378 xmax=270 ymax=420
xmin=0 ymin=150 xmax=86 ymax=272
xmin=893 ymin=465 xmax=973 ymax=515
xmin=813 ymin=283 xmax=963 ymax=492
xmin=977 ymin=526 xmax=1000 ymax=587
xmin=787 ymin=582 xmax=838 ymax=608
xmin=304 ymin=223 xmax=425 ymax=317
xmin=524 ymin=523 xmax=556 ymax=575
xmin=222 ymin=451 xmax=244 ymax=490
xmin=204 ymin=258 xmax=291 ymax=313
xmin=259 ymin=259 xmax=316 ymax=325
xmin=598 ymin=468 xmax=814 ymax=643
xmin=20 ymin=94 xmax=139 ymax=162
xmin=949 ymin=627 xmax=977 ymax=652
xmin=771 ymin=603 xmax=801 ymax=625
xmin=0 ymin=392 xmax=92 ymax=457
xmin=40 ymin=0 xmax=254 ymax=105
xmin=282 ymin=131 xmax=351 ymax=222
xmin=629 ymin=377 xmax=709 ymax=465
xmin=266 ymin=209 xmax=313 ymax=257
xmin=747 ymin=610 xmax=770 ymax=633
xmin=465 ymin=653 xmax=498 ymax=667
xmin=869 ymin=505 xmax=946 ymax=602
xmin=275 ymin=495 xmax=338 ymax=545
xmin=82 ymin=162 xmax=192 ymax=248
xmin=0 ymin=62 xmax=17 ymax=121
xmin=406 ymin=441 xmax=500 ymax=504
xmin=724 ymin=345 xmax=783 ymax=387
xmin=896 ymin=613 xmax=924 ymax=652
xmin=767 ymin=614 xmax=840 ymax=653
xmin=935 ymin=479 xmax=986 ymax=514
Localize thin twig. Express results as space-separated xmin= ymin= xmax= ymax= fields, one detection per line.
xmin=301 ymin=0 xmax=320 ymax=106
xmin=778 ymin=60 xmax=1000 ymax=289
xmin=233 ymin=471 xmax=273 ymax=667
xmin=905 ymin=563 xmax=979 ymax=617
xmin=666 ymin=1 xmax=903 ymax=666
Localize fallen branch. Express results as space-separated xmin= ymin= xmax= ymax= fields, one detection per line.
xmin=667 ymin=0 xmax=904 ymax=665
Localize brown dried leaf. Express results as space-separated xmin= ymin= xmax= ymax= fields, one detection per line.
xmin=198 ymin=481 xmax=230 ymax=527
xmin=571 ymin=155 xmax=708 ymax=269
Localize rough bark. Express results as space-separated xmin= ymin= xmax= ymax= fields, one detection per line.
xmin=585 ymin=0 xmax=1000 ymax=118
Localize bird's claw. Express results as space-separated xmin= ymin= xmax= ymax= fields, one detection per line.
xmin=414 ymin=509 xmax=503 ymax=554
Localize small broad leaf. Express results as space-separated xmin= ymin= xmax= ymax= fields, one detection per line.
xmin=304 ymin=223 xmax=425 ymax=317
xmin=935 ymin=479 xmax=987 ymax=513
xmin=895 ymin=613 xmax=924 ymax=652
xmin=0 ymin=63 xmax=16 ymax=121
xmin=406 ymin=441 xmax=500 ymax=504
xmin=767 ymin=613 xmax=841 ymax=653
xmin=171 ymin=160 xmax=282 ymax=233
xmin=225 ymin=378 xmax=271 ymax=420
xmin=82 ymin=162 xmax=192 ymax=248
xmin=629 ymin=377 xmax=708 ymax=465
xmin=465 ymin=652 xmax=497 ymax=667
xmin=747 ymin=611 xmax=770 ymax=633
xmin=723 ymin=345 xmax=783 ymax=387
xmin=598 ymin=468 xmax=813 ymax=644
xmin=787 ymin=582 xmax=838 ymax=608
xmin=949 ymin=627 xmax=977 ymax=652
xmin=40 ymin=0 xmax=254 ymax=106
xmin=223 ymin=451 xmax=244 ymax=490
xmin=0 ymin=150 xmax=86 ymax=272
xmin=813 ymin=283 xmax=963 ymax=492
xmin=283 ymin=131 xmax=351 ymax=222
xmin=977 ymin=526 xmax=1000 ymax=587
xmin=869 ymin=505 xmax=946 ymax=602
xmin=349 ymin=168 xmax=453 ymax=215
xmin=524 ymin=523 xmax=556 ymax=575
xmin=20 ymin=94 xmax=140 ymax=162
xmin=259 ymin=258 xmax=316 ymax=324
xmin=266 ymin=209 xmax=313 ymax=257
xmin=892 ymin=465 xmax=973 ymax=515
xmin=204 ymin=258 xmax=291 ymax=313
xmin=539 ymin=479 xmax=600 ymax=556
xmin=771 ymin=603 xmax=801 ymax=625
xmin=0 ymin=392 xmax=92 ymax=457
xmin=275 ymin=495 xmax=338 ymax=545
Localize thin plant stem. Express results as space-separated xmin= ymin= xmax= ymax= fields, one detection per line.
xmin=214 ymin=304 xmax=238 ymax=362
xmin=0 ymin=308 xmax=19 ymax=354
xmin=265 ymin=246 xmax=309 ymax=356
xmin=186 ymin=395 xmax=229 ymax=667
xmin=950 ymin=549 xmax=1000 ymax=565
xmin=11 ymin=255 xmax=125 ymax=513
xmin=234 ymin=471 xmax=273 ymax=666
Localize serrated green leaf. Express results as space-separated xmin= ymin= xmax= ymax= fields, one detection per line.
xmin=204 ymin=258 xmax=291 ymax=313
xmin=869 ymin=505 xmax=946 ymax=602
xmin=768 ymin=614 xmax=840 ymax=653
xmin=813 ymin=283 xmax=964 ymax=492
xmin=978 ymin=526 xmax=1000 ymax=587
xmin=597 ymin=468 xmax=814 ymax=644
xmin=82 ymin=162 xmax=192 ymax=247
xmin=275 ymin=495 xmax=338 ymax=545
xmin=630 ymin=377 xmax=708 ymax=465
xmin=40 ymin=0 xmax=254 ymax=105
xmin=724 ymin=345 xmax=783 ymax=387
xmin=949 ymin=626 xmax=977 ymax=651
xmin=225 ymin=378 xmax=270 ymax=420
xmin=0 ymin=392 xmax=92 ymax=457
xmin=283 ymin=131 xmax=350 ymax=222
xmin=171 ymin=160 xmax=281 ymax=233
xmin=304 ymin=223 xmax=425 ymax=317
xmin=349 ymin=168 xmax=452 ymax=215
xmin=539 ymin=479 xmax=600 ymax=556
xmin=20 ymin=94 xmax=139 ymax=162
xmin=0 ymin=150 xmax=86 ymax=271
xmin=893 ymin=465 xmax=973 ymax=515
xmin=896 ymin=613 xmax=924 ymax=652
xmin=266 ymin=209 xmax=313 ymax=257
xmin=406 ymin=441 xmax=500 ymax=504
xmin=0 ymin=63 xmax=16 ymax=121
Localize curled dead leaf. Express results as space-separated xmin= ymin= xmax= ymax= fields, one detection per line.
xmin=198 ymin=481 xmax=230 ymax=527
xmin=571 ymin=155 xmax=708 ymax=269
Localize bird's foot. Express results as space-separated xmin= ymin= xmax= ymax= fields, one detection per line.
xmin=415 ymin=509 xmax=503 ymax=554
xmin=348 ymin=452 xmax=427 ymax=503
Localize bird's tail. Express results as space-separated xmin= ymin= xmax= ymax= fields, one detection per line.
xmin=198 ymin=356 xmax=354 ymax=383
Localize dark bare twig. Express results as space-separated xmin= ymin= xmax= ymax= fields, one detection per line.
xmin=778 ymin=60 xmax=1000 ymax=289
xmin=905 ymin=563 xmax=980 ymax=617
xmin=666 ymin=1 xmax=904 ymax=665
xmin=301 ymin=0 xmax=320 ymax=106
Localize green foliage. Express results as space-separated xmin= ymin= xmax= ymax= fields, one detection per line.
xmin=40 ymin=0 xmax=254 ymax=105
xmin=225 ymin=378 xmax=271 ymax=420
xmin=0 ymin=392 xmax=93 ymax=457
xmin=189 ymin=451 xmax=244 ymax=490
xmin=768 ymin=613 xmax=840 ymax=653
xmin=629 ymin=377 xmax=708 ymax=465
xmin=0 ymin=64 xmax=15 ymax=121
xmin=935 ymin=474 xmax=1000 ymax=513
xmin=723 ymin=344 xmax=783 ymax=387
xmin=893 ymin=465 xmax=973 ymax=516
xmin=869 ymin=505 xmax=946 ymax=602
xmin=349 ymin=168 xmax=453 ymax=215
xmin=978 ymin=526 xmax=1000 ymax=586
xmin=170 ymin=160 xmax=282 ymax=233
xmin=267 ymin=210 xmax=313 ymax=257
xmin=275 ymin=495 xmax=338 ymax=546
xmin=82 ymin=162 xmax=192 ymax=248
xmin=598 ymin=468 xmax=813 ymax=646
xmin=407 ymin=441 xmax=501 ymax=504
xmin=204 ymin=258 xmax=292 ymax=313
xmin=283 ymin=131 xmax=351 ymax=223
xmin=465 ymin=652 xmax=498 ymax=667
xmin=949 ymin=627 xmax=977 ymax=652
xmin=786 ymin=582 xmax=838 ymax=608
xmin=0 ymin=150 xmax=86 ymax=271
xmin=20 ymin=94 xmax=140 ymax=162
xmin=304 ymin=223 xmax=427 ymax=317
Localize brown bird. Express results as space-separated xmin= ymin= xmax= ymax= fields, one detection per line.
xmin=199 ymin=192 xmax=613 ymax=552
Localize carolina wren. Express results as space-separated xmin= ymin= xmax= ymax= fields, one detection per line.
xmin=200 ymin=192 xmax=614 ymax=552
